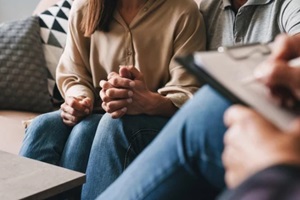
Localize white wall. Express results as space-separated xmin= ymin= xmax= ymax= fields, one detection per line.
xmin=0 ymin=0 xmax=40 ymax=23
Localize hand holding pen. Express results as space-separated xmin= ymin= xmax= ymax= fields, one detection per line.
xmin=245 ymin=55 xmax=300 ymax=109
xmin=241 ymin=34 xmax=300 ymax=108
xmin=242 ymin=57 xmax=300 ymax=84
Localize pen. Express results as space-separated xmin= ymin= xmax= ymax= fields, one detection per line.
xmin=241 ymin=57 xmax=300 ymax=84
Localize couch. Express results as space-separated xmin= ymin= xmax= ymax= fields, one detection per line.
xmin=0 ymin=0 xmax=63 ymax=154
xmin=0 ymin=0 xmax=202 ymax=155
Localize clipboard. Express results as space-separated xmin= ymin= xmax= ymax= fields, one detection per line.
xmin=176 ymin=43 xmax=298 ymax=130
xmin=176 ymin=53 xmax=247 ymax=106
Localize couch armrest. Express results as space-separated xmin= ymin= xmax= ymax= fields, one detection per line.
xmin=0 ymin=111 xmax=39 ymax=154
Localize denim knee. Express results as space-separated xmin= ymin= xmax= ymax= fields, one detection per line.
xmin=151 ymin=86 xmax=229 ymax=189
xmin=26 ymin=111 xmax=62 ymax=133
xmin=21 ymin=111 xmax=65 ymax=149
xmin=19 ymin=110 xmax=72 ymax=163
xmin=60 ymin=114 xmax=103 ymax=172
xmin=180 ymin=85 xmax=230 ymax=189
xmin=82 ymin=113 xmax=170 ymax=199
xmin=91 ymin=113 xmax=169 ymax=168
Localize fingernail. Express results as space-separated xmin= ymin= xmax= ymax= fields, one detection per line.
xmin=128 ymin=91 xmax=133 ymax=97
xmin=106 ymin=89 xmax=111 ymax=96
xmin=121 ymin=107 xmax=127 ymax=112
xmin=127 ymin=98 xmax=132 ymax=103
xmin=129 ymin=81 xmax=135 ymax=87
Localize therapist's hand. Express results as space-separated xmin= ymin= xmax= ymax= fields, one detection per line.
xmin=254 ymin=34 xmax=300 ymax=108
xmin=223 ymin=105 xmax=300 ymax=188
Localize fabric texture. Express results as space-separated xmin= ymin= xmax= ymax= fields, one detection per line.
xmin=19 ymin=110 xmax=101 ymax=172
xmin=96 ymin=86 xmax=229 ymax=200
xmin=0 ymin=16 xmax=53 ymax=113
xmin=82 ymin=113 xmax=170 ymax=199
xmin=200 ymin=0 xmax=300 ymax=50
xmin=56 ymin=0 xmax=206 ymax=110
xmin=218 ymin=164 xmax=300 ymax=200
xmin=38 ymin=0 xmax=73 ymax=104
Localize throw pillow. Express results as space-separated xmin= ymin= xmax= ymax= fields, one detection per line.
xmin=0 ymin=16 xmax=53 ymax=113
xmin=38 ymin=0 xmax=73 ymax=105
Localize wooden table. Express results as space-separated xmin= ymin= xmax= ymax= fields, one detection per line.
xmin=0 ymin=150 xmax=85 ymax=200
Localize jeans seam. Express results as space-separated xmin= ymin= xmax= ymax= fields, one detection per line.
xmin=123 ymin=129 xmax=159 ymax=169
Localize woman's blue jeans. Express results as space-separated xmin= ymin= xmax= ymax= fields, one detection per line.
xmin=19 ymin=111 xmax=101 ymax=173
xmin=82 ymin=113 xmax=170 ymax=199
xmin=96 ymin=85 xmax=231 ymax=200
xmin=19 ymin=107 xmax=170 ymax=199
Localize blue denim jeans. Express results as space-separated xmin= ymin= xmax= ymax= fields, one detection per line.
xmin=19 ymin=108 xmax=170 ymax=200
xmin=81 ymin=113 xmax=170 ymax=199
xmin=96 ymin=85 xmax=231 ymax=200
xmin=19 ymin=110 xmax=102 ymax=173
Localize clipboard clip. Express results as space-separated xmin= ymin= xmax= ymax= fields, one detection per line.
xmin=217 ymin=42 xmax=271 ymax=60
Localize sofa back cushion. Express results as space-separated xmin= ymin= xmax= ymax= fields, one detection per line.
xmin=38 ymin=0 xmax=73 ymax=105
xmin=0 ymin=16 xmax=53 ymax=113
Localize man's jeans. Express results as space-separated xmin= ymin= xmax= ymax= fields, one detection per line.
xmin=97 ymin=85 xmax=231 ymax=200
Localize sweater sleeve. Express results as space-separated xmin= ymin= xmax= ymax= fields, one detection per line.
xmin=56 ymin=0 xmax=95 ymax=105
xmin=157 ymin=4 xmax=206 ymax=108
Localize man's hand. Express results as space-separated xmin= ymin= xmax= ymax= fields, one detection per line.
xmin=222 ymin=105 xmax=300 ymax=188
xmin=60 ymin=96 xmax=92 ymax=126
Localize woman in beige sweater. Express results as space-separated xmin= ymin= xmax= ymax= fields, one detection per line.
xmin=20 ymin=0 xmax=206 ymax=198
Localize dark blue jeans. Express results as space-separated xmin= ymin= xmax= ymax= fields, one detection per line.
xmin=96 ymin=85 xmax=231 ymax=200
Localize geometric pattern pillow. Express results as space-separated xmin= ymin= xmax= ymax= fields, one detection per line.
xmin=38 ymin=0 xmax=73 ymax=105
xmin=0 ymin=16 xmax=53 ymax=113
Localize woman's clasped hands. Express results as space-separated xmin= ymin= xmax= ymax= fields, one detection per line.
xmin=100 ymin=65 xmax=155 ymax=118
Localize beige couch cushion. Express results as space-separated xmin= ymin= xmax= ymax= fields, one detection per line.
xmin=0 ymin=0 xmax=63 ymax=155
xmin=0 ymin=111 xmax=39 ymax=154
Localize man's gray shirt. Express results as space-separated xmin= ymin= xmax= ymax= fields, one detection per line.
xmin=200 ymin=0 xmax=300 ymax=50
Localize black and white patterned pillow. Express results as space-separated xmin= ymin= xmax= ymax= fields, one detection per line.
xmin=0 ymin=16 xmax=53 ymax=113
xmin=38 ymin=0 xmax=73 ymax=104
